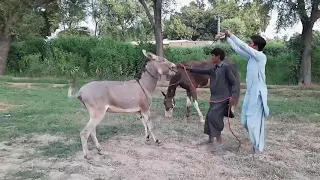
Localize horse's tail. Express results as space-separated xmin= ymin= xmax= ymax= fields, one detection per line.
xmin=68 ymin=76 xmax=80 ymax=99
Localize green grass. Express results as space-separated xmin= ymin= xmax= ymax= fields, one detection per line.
xmin=1 ymin=78 xmax=320 ymax=159
xmin=1 ymin=77 xmax=320 ymax=180
xmin=1 ymin=80 xmax=319 ymax=141
xmin=0 ymin=78 xmax=148 ymax=158
xmin=12 ymin=169 xmax=45 ymax=180
xmin=38 ymin=141 xmax=82 ymax=158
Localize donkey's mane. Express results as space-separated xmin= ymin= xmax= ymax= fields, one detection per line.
xmin=134 ymin=57 xmax=152 ymax=80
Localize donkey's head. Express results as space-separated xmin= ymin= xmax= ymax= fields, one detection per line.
xmin=161 ymin=91 xmax=175 ymax=118
xmin=142 ymin=49 xmax=177 ymax=76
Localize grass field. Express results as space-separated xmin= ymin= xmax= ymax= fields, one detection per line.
xmin=0 ymin=76 xmax=320 ymax=180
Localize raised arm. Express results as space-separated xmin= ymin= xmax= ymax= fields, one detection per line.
xmin=227 ymin=37 xmax=250 ymax=59
xmin=228 ymin=34 xmax=261 ymax=61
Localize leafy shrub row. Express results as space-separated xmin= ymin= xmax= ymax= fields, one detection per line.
xmin=6 ymin=35 xmax=320 ymax=84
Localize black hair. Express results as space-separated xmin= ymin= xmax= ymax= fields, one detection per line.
xmin=134 ymin=58 xmax=151 ymax=80
xmin=251 ymin=35 xmax=266 ymax=51
xmin=210 ymin=47 xmax=225 ymax=60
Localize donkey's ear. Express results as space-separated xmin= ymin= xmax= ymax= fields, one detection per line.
xmin=142 ymin=49 xmax=149 ymax=57
xmin=142 ymin=49 xmax=157 ymax=60
xmin=161 ymin=91 xmax=166 ymax=97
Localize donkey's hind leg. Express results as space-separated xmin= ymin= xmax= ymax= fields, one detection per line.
xmin=80 ymin=105 xmax=106 ymax=159
xmin=139 ymin=113 xmax=150 ymax=141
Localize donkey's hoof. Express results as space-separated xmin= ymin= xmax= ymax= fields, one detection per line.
xmin=146 ymin=135 xmax=150 ymax=141
xmin=155 ymin=139 xmax=162 ymax=145
xmin=84 ymin=154 xmax=92 ymax=160
xmin=144 ymin=136 xmax=151 ymax=145
xmin=97 ymin=149 xmax=103 ymax=155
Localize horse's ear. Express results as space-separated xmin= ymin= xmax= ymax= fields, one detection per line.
xmin=161 ymin=91 xmax=166 ymax=97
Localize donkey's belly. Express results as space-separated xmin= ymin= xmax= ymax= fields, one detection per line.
xmin=106 ymin=106 xmax=141 ymax=113
xmin=106 ymin=93 xmax=145 ymax=113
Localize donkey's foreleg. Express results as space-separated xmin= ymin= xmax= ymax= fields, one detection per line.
xmin=143 ymin=111 xmax=161 ymax=144
xmin=139 ymin=114 xmax=150 ymax=141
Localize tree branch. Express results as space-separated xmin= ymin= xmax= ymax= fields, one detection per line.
xmin=311 ymin=0 xmax=320 ymax=23
xmin=296 ymin=0 xmax=309 ymax=23
xmin=138 ymin=0 xmax=155 ymax=28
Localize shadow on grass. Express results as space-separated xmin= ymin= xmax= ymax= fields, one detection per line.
xmin=37 ymin=122 xmax=144 ymax=158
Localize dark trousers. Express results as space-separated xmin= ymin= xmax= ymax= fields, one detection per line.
xmin=204 ymin=101 xmax=234 ymax=137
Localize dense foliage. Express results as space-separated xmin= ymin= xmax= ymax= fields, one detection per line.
xmin=6 ymin=35 xmax=320 ymax=84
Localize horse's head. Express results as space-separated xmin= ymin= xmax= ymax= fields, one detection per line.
xmin=142 ymin=49 xmax=177 ymax=77
xmin=161 ymin=91 xmax=175 ymax=118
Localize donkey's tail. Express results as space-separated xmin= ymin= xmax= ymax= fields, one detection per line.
xmin=68 ymin=76 xmax=80 ymax=98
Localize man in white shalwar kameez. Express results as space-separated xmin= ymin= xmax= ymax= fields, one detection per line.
xmin=218 ymin=30 xmax=270 ymax=153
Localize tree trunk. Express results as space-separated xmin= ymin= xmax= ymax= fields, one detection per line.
xmin=138 ymin=0 xmax=164 ymax=57
xmin=154 ymin=0 xmax=163 ymax=57
xmin=298 ymin=22 xmax=313 ymax=86
xmin=138 ymin=0 xmax=165 ymax=80
xmin=0 ymin=36 xmax=12 ymax=75
xmin=153 ymin=0 xmax=166 ymax=81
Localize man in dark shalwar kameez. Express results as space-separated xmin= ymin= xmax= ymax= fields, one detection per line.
xmin=177 ymin=48 xmax=240 ymax=151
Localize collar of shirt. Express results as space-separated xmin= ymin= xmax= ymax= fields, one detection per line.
xmin=215 ymin=61 xmax=224 ymax=69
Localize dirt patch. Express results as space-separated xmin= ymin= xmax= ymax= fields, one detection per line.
xmin=50 ymin=84 xmax=68 ymax=88
xmin=0 ymin=102 xmax=22 ymax=111
xmin=0 ymin=104 xmax=11 ymax=111
xmin=1 ymin=117 xmax=320 ymax=180
xmin=10 ymin=77 xmax=42 ymax=81
xmin=6 ymin=82 xmax=35 ymax=89
xmin=30 ymin=134 xmax=64 ymax=145
xmin=5 ymin=82 xmax=68 ymax=89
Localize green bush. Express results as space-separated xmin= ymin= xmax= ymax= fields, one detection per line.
xmin=7 ymin=37 xmax=49 ymax=74
xmin=5 ymin=35 xmax=320 ymax=85
xmin=165 ymin=46 xmax=209 ymax=63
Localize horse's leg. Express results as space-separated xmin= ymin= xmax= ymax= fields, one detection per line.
xmin=80 ymin=104 xmax=106 ymax=159
xmin=191 ymin=91 xmax=204 ymax=123
xmin=139 ymin=113 xmax=150 ymax=141
xmin=142 ymin=110 xmax=161 ymax=144
xmin=186 ymin=90 xmax=192 ymax=122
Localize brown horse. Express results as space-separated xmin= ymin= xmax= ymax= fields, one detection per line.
xmin=161 ymin=58 xmax=240 ymax=123
xmin=68 ymin=49 xmax=177 ymax=159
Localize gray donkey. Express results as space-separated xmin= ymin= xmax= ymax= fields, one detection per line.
xmin=68 ymin=49 xmax=177 ymax=159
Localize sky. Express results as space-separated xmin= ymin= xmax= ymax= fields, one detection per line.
xmin=59 ymin=0 xmax=320 ymax=40
xmin=174 ymin=0 xmax=320 ymax=40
